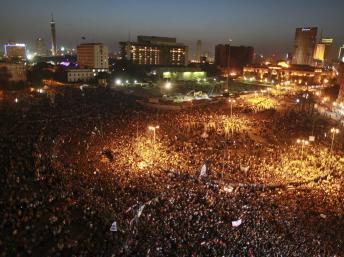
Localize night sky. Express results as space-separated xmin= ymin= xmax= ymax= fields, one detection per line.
xmin=1 ymin=0 xmax=344 ymax=58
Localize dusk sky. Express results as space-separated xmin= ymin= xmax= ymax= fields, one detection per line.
xmin=1 ymin=0 xmax=344 ymax=58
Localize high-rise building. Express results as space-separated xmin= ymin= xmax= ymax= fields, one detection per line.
xmin=321 ymin=38 xmax=333 ymax=64
xmin=338 ymin=44 xmax=344 ymax=62
xmin=313 ymin=43 xmax=326 ymax=61
xmin=314 ymin=38 xmax=334 ymax=66
xmin=196 ymin=40 xmax=202 ymax=62
xmin=36 ymin=38 xmax=47 ymax=56
xmin=77 ymin=43 xmax=109 ymax=69
xmin=215 ymin=44 xmax=254 ymax=74
xmin=292 ymin=27 xmax=317 ymax=66
xmin=68 ymin=43 xmax=109 ymax=83
xmin=50 ymin=14 xmax=57 ymax=56
xmin=215 ymin=44 xmax=229 ymax=68
xmin=4 ymin=43 xmax=26 ymax=59
xmin=120 ymin=36 xmax=188 ymax=66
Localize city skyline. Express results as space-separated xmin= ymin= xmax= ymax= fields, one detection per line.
xmin=1 ymin=0 xmax=344 ymax=57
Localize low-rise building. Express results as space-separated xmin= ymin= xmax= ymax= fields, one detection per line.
xmin=4 ymin=43 xmax=26 ymax=60
xmin=243 ymin=63 xmax=333 ymax=86
xmin=67 ymin=68 xmax=108 ymax=83
xmin=154 ymin=67 xmax=206 ymax=81
xmin=0 ymin=63 xmax=27 ymax=82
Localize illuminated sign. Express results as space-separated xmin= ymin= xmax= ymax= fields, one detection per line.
xmin=162 ymin=71 xmax=206 ymax=81
xmin=4 ymin=43 xmax=26 ymax=57
xmin=321 ymin=38 xmax=333 ymax=44
xmin=5 ymin=43 xmax=26 ymax=47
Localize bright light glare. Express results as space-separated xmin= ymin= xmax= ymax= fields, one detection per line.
xmin=165 ymin=82 xmax=172 ymax=89
xmin=26 ymin=53 xmax=33 ymax=60
xmin=115 ymin=79 xmax=122 ymax=86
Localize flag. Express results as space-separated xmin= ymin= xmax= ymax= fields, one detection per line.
xmin=199 ymin=163 xmax=207 ymax=177
xmin=223 ymin=185 xmax=234 ymax=193
xmin=240 ymin=165 xmax=250 ymax=172
xmin=137 ymin=204 xmax=145 ymax=218
xmin=110 ymin=221 xmax=118 ymax=232
xmin=201 ymin=131 xmax=208 ymax=138
xmin=232 ymin=219 xmax=242 ymax=227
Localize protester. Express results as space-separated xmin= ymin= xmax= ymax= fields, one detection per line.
xmin=0 ymin=87 xmax=343 ymax=256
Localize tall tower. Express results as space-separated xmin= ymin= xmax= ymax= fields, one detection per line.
xmin=50 ymin=14 xmax=57 ymax=56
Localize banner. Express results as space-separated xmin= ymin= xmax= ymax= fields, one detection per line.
xmin=110 ymin=221 xmax=118 ymax=232
xmin=199 ymin=163 xmax=208 ymax=177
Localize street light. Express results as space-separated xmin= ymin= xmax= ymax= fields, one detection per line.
xmin=148 ymin=125 xmax=159 ymax=144
xmin=115 ymin=79 xmax=122 ymax=86
xmin=297 ymin=139 xmax=309 ymax=160
xmin=330 ymin=128 xmax=340 ymax=152
xmin=228 ymin=99 xmax=236 ymax=117
xmin=165 ymin=82 xmax=172 ymax=90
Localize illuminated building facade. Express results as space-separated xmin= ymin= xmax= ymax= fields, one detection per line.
xmin=313 ymin=38 xmax=333 ymax=66
xmin=313 ymin=43 xmax=326 ymax=62
xmin=4 ymin=43 xmax=26 ymax=60
xmin=68 ymin=69 xmax=102 ymax=83
xmin=120 ymin=36 xmax=188 ymax=66
xmin=292 ymin=27 xmax=317 ymax=65
xmin=321 ymin=38 xmax=333 ymax=64
xmin=215 ymin=44 xmax=254 ymax=74
xmin=155 ymin=67 xmax=206 ymax=81
xmin=243 ymin=64 xmax=332 ymax=86
xmin=77 ymin=43 xmax=109 ymax=69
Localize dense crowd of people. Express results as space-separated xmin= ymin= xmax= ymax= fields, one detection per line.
xmin=0 ymin=87 xmax=343 ymax=256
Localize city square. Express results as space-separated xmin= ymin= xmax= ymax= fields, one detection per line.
xmin=1 ymin=1 xmax=344 ymax=256
xmin=1 ymin=85 xmax=343 ymax=256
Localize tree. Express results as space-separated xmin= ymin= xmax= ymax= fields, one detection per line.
xmin=0 ymin=67 xmax=12 ymax=90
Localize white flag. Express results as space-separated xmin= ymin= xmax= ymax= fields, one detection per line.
xmin=232 ymin=219 xmax=242 ymax=227
xmin=137 ymin=204 xmax=145 ymax=218
xmin=110 ymin=221 xmax=118 ymax=232
xmin=223 ymin=185 xmax=234 ymax=193
xmin=240 ymin=165 xmax=250 ymax=172
xmin=201 ymin=131 xmax=209 ymax=138
xmin=199 ymin=163 xmax=207 ymax=177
